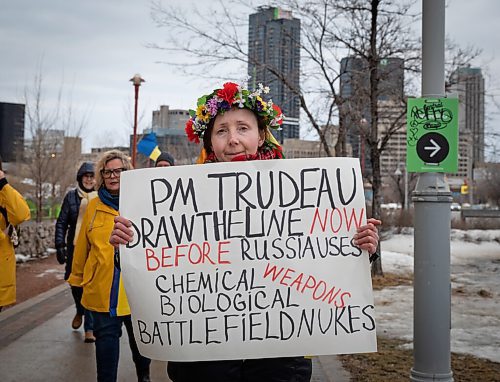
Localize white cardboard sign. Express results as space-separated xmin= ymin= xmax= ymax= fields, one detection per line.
xmin=120 ymin=157 xmax=377 ymax=361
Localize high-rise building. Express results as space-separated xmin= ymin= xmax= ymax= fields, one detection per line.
xmin=248 ymin=6 xmax=301 ymax=141
xmin=448 ymin=67 xmax=485 ymax=166
xmin=340 ymin=57 xmax=404 ymax=102
xmin=0 ymin=102 xmax=25 ymax=162
xmin=339 ymin=56 xmax=405 ymax=177
xmin=446 ymin=67 xmax=485 ymax=203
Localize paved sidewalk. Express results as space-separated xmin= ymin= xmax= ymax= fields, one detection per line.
xmin=0 ymin=284 xmax=350 ymax=381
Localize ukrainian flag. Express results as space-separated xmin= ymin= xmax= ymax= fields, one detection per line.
xmin=137 ymin=132 xmax=161 ymax=161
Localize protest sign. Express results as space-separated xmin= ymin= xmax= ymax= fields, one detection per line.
xmin=120 ymin=157 xmax=377 ymax=361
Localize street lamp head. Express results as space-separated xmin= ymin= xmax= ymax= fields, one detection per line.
xmin=130 ymin=73 xmax=145 ymax=86
xmin=394 ymin=167 xmax=402 ymax=176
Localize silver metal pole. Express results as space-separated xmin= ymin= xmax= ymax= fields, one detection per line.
xmin=410 ymin=0 xmax=453 ymax=381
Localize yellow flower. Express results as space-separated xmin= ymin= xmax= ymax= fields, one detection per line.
xmin=255 ymin=96 xmax=267 ymax=111
xmin=196 ymin=105 xmax=211 ymax=123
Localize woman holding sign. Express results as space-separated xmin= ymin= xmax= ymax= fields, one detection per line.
xmin=69 ymin=150 xmax=151 ymax=382
xmin=110 ymin=83 xmax=380 ymax=382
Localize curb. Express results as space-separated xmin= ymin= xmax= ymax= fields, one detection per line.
xmin=0 ymin=283 xmax=68 ymax=323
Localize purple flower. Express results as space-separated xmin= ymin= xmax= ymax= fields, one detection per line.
xmin=206 ymin=98 xmax=218 ymax=115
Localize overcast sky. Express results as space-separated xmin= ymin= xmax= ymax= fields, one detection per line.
xmin=0 ymin=0 xmax=498 ymax=158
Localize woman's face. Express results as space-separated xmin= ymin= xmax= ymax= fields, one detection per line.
xmin=81 ymin=173 xmax=95 ymax=190
xmin=102 ymin=158 xmax=124 ymax=194
xmin=210 ymin=108 xmax=264 ymax=162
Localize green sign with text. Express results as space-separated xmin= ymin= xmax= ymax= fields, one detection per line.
xmin=406 ymin=97 xmax=459 ymax=173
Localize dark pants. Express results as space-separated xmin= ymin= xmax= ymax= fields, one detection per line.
xmin=71 ymin=286 xmax=93 ymax=331
xmin=167 ymin=356 xmax=312 ymax=382
xmin=92 ymin=312 xmax=151 ymax=382
xmin=65 ymin=249 xmax=93 ymax=332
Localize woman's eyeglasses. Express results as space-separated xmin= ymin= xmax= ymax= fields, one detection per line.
xmin=101 ymin=168 xmax=126 ymax=178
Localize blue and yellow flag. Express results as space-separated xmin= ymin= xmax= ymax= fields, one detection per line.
xmin=137 ymin=132 xmax=161 ymax=161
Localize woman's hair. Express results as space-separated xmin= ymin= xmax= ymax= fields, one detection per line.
xmin=202 ymin=108 xmax=267 ymax=153
xmin=94 ymin=150 xmax=133 ymax=189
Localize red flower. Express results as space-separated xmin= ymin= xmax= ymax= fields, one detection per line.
xmin=217 ymin=82 xmax=239 ymax=105
xmin=272 ymin=104 xmax=283 ymax=125
xmin=185 ymin=119 xmax=199 ymax=144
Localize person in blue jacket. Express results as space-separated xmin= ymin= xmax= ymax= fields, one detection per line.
xmin=55 ymin=162 xmax=97 ymax=342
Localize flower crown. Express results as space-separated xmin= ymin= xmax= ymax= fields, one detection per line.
xmin=185 ymin=82 xmax=284 ymax=144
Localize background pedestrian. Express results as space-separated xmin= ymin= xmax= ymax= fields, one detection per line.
xmin=55 ymin=162 xmax=97 ymax=342
xmin=0 ymin=156 xmax=30 ymax=312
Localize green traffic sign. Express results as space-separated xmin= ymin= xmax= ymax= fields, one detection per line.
xmin=406 ymin=97 xmax=459 ymax=173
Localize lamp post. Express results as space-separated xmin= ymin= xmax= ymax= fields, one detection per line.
xmin=130 ymin=73 xmax=145 ymax=167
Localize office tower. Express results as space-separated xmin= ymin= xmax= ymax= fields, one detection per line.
xmin=340 ymin=57 xmax=404 ymax=102
xmin=248 ymin=6 xmax=301 ymax=141
xmin=0 ymin=102 xmax=25 ymax=162
xmin=340 ymin=56 xmax=405 ymax=176
xmin=449 ymin=67 xmax=485 ymax=166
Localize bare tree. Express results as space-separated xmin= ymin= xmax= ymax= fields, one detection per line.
xmin=474 ymin=163 xmax=500 ymax=207
xmin=149 ymin=0 xmax=481 ymax=275
xmin=150 ymin=0 xmax=417 ymax=274
xmin=24 ymin=68 xmax=86 ymax=221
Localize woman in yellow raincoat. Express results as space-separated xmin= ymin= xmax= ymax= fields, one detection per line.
xmin=69 ymin=150 xmax=150 ymax=382
xmin=0 ymin=160 xmax=30 ymax=311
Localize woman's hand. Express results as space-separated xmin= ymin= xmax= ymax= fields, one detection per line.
xmin=109 ymin=216 xmax=134 ymax=248
xmin=353 ymin=218 xmax=382 ymax=255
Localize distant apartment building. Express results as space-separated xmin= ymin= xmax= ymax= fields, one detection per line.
xmin=152 ymin=105 xmax=190 ymax=131
xmin=248 ymin=6 xmax=301 ymax=141
xmin=81 ymin=146 xmax=129 ymax=164
xmin=25 ymin=129 xmax=81 ymax=160
xmin=0 ymin=102 xmax=25 ymax=162
xmin=340 ymin=57 xmax=404 ymax=102
xmin=377 ymin=100 xmax=408 ymax=177
xmin=133 ymin=105 xmax=199 ymax=167
xmin=339 ymin=56 xmax=405 ymax=177
xmin=447 ymin=67 xmax=485 ymax=182
xmin=282 ymin=138 xmax=327 ymax=159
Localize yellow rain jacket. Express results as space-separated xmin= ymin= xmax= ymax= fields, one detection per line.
xmin=0 ymin=181 xmax=30 ymax=307
xmin=69 ymin=197 xmax=130 ymax=316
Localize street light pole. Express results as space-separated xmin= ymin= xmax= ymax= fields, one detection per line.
xmin=410 ymin=1 xmax=453 ymax=381
xmin=130 ymin=74 xmax=145 ymax=168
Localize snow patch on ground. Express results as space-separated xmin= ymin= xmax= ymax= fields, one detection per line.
xmin=377 ymin=229 xmax=500 ymax=363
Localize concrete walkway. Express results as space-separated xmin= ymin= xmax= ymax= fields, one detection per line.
xmin=0 ymin=284 xmax=350 ymax=381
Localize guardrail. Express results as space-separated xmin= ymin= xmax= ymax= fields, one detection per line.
xmin=460 ymin=209 xmax=500 ymax=219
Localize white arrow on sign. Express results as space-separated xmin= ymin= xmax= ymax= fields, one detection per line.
xmin=424 ymin=138 xmax=441 ymax=158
